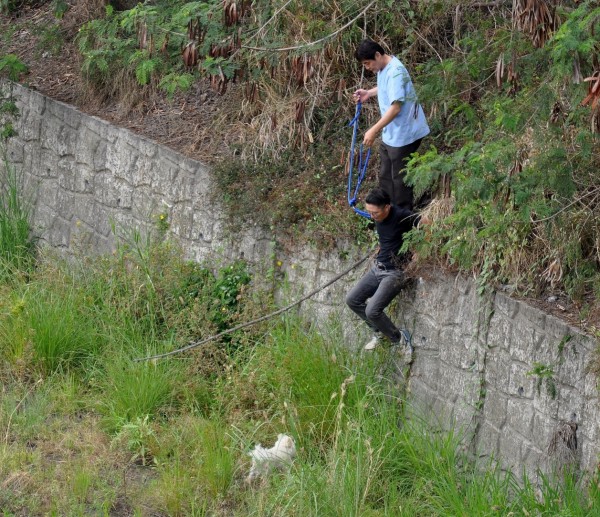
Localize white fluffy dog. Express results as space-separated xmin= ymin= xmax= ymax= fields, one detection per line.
xmin=246 ymin=433 xmax=296 ymax=483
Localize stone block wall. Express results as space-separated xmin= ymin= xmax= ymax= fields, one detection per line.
xmin=404 ymin=271 xmax=599 ymax=479
xmin=2 ymin=81 xmax=598 ymax=481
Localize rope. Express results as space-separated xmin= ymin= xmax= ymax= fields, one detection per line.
xmin=241 ymin=1 xmax=377 ymax=52
xmin=347 ymin=102 xmax=372 ymax=219
xmin=135 ymin=253 xmax=371 ymax=362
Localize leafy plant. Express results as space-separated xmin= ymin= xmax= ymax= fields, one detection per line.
xmin=112 ymin=414 xmax=159 ymax=466
xmin=0 ymin=54 xmax=28 ymax=81
xmin=527 ymin=362 xmax=557 ymax=399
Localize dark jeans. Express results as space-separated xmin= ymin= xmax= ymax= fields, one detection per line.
xmin=346 ymin=266 xmax=407 ymax=342
xmin=379 ymin=138 xmax=423 ymax=209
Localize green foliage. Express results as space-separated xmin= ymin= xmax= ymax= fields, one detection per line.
xmin=0 ymin=232 xmax=599 ymax=513
xmin=159 ymin=71 xmax=194 ymax=98
xmin=112 ymin=414 xmax=160 ymax=466
xmin=0 ymin=156 xmax=34 ymax=278
xmin=26 ymin=286 xmax=99 ymax=375
xmin=527 ymin=362 xmax=557 ymax=398
xmin=0 ymin=54 xmax=28 ymax=81
xmin=36 ymin=25 xmax=64 ymax=55
xmin=550 ymin=2 xmax=600 ymax=80
xmin=99 ymin=358 xmax=180 ymax=433
xmin=52 ymin=0 xmax=68 ymax=19
xmin=76 ymin=1 xmax=223 ymax=95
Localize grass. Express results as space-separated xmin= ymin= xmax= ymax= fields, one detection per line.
xmin=0 ymin=155 xmax=33 ymax=279
xmin=0 ymin=189 xmax=598 ymax=514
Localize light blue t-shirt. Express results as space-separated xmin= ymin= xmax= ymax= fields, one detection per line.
xmin=377 ymin=56 xmax=430 ymax=147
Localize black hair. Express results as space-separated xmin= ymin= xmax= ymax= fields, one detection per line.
xmin=355 ymin=39 xmax=386 ymax=61
xmin=365 ymin=187 xmax=391 ymax=207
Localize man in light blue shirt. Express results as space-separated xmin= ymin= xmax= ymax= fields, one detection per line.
xmin=354 ymin=39 xmax=430 ymax=209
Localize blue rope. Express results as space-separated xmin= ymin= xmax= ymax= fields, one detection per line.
xmin=347 ymin=102 xmax=371 ymax=219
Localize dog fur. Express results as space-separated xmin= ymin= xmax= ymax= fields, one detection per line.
xmin=246 ymin=433 xmax=296 ymax=483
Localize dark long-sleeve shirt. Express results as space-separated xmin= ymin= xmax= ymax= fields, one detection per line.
xmin=375 ymin=205 xmax=419 ymax=269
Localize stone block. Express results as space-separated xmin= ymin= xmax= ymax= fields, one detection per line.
xmin=494 ymin=292 xmax=520 ymax=319
xmin=71 ymin=195 xmax=97 ymax=229
xmin=475 ymin=422 xmax=500 ymax=460
xmin=580 ymin=440 xmax=600 ymax=473
xmin=47 ymin=216 xmax=71 ymax=248
xmin=83 ymin=114 xmax=117 ymax=143
xmin=554 ymin=385 xmax=584 ymax=423
xmin=55 ymin=188 xmax=76 ymax=221
xmin=130 ymin=186 xmax=157 ymax=220
xmin=45 ymin=97 xmax=81 ymax=129
xmin=94 ymin=173 xmax=133 ymax=209
xmin=509 ymin=324 xmax=545 ymax=364
xmin=531 ymin=411 xmax=555 ymax=453
xmin=497 ymin=427 xmax=523 ymax=472
xmin=170 ymin=203 xmax=193 ymax=240
xmin=105 ymin=140 xmax=139 ymax=181
xmin=130 ymin=153 xmax=154 ymax=187
xmin=15 ymin=88 xmax=45 ymax=141
xmin=481 ymin=387 xmax=508 ymax=431
xmin=169 ymin=173 xmax=194 ymax=202
xmin=507 ymin=361 xmax=534 ymax=399
xmin=58 ymin=159 xmax=94 ymax=194
xmin=487 ymin=314 xmax=512 ymax=350
xmin=517 ymin=302 xmax=547 ymax=332
xmin=38 ymin=149 xmax=59 ymax=178
xmin=439 ymin=331 xmax=480 ymax=370
xmin=121 ymin=128 xmax=158 ymax=158
xmin=6 ymin=140 xmax=24 ymax=163
xmin=485 ymin=349 xmax=512 ymax=391
xmin=531 ymin=379 xmax=559 ymax=415
xmin=437 ymin=363 xmax=481 ymax=411
xmin=506 ymin=397 xmax=535 ymax=436
xmin=410 ymin=350 xmax=440 ymax=393
xmin=580 ymin=397 xmax=600 ymax=444
xmin=520 ymin=441 xmax=544 ymax=477
xmin=31 ymin=203 xmax=55 ymax=238
xmin=41 ymin=119 xmax=79 ymax=157
xmin=36 ymin=179 xmax=59 ymax=210
xmin=74 ymin=126 xmax=102 ymax=168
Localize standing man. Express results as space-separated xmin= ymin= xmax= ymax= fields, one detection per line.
xmin=353 ymin=39 xmax=429 ymax=210
xmin=346 ymin=187 xmax=418 ymax=351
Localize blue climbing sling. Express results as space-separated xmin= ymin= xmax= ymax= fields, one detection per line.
xmin=347 ymin=101 xmax=372 ymax=219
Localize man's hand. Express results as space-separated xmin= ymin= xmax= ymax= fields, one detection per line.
xmin=363 ymin=127 xmax=378 ymax=147
xmin=353 ymin=89 xmax=370 ymax=104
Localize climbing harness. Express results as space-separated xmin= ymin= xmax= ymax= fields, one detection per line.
xmin=135 ymin=253 xmax=370 ymax=362
xmin=347 ymin=101 xmax=372 ymax=219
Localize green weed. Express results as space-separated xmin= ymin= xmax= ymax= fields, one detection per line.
xmin=0 ymin=156 xmax=33 ymax=278
xmin=98 ymin=356 xmax=180 ymax=433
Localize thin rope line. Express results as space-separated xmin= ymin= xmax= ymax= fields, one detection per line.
xmin=135 ymin=253 xmax=371 ymax=362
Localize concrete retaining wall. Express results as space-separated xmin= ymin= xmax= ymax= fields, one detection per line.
xmin=2 ymin=80 xmax=598 ymax=481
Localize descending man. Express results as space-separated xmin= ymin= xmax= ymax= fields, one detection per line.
xmin=346 ymin=187 xmax=418 ymax=351
xmin=353 ymin=39 xmax=429 ymax=210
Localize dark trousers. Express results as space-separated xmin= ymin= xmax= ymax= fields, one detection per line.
xmin=379 ymin=138 xmax=423 ymax=209
xmin=345 ymin=266 xmax=407 ymax=342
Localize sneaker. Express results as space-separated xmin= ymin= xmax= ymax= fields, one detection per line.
xmin=363 ymin=335 xmax=380 ymax=351
xmin=399 ymin=329 xmax=413 ymax=353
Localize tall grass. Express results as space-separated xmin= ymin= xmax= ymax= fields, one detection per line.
xmin=0 ymin=155 xmax=33 ymax=278
xmin=0 ymin=232 xmax=599 ymax=515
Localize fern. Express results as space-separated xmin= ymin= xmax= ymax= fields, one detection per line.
xmin=0 ymin=54 xmax=28 ymax=81
xmin=159 ymin=72 xmax=194 ymax=99
xmin=135 ymin=58 xmax=160 ymax=86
